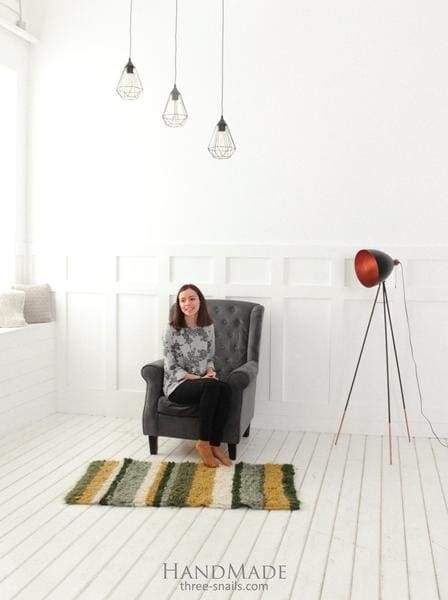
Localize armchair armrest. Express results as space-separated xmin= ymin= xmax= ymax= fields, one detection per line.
xmin=226 ymin=360 xmax=258 ymax=391
xmin=141 ymin=359 xmax=164 ymax=436
xmin=141 ymin=359 xmax=164 ymax=386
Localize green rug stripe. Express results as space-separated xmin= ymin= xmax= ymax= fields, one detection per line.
xmin=99 ymin=458 xmax=133 ymax=505
xmin=153 ymin=461 xmax=176 ymax=506
xmin=160 ymin=462 xmax=182 ymax=506
xmin=109 ymin=460 xmax=151 ymax=506
xmin=64 ymin=460 xmax=106 ymax=504
xmin=239 ymin=464 xmax=264 ymax=510
xmin=282 ymin=463 xmax=301 ymax=510
xmin=231 ymin=462 xmax=244 ymax=508
xmin=165 ymin=461 xmax=198 ymax=507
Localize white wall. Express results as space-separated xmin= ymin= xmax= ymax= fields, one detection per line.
xmin=27 ymin=1 xmax=448 ymax=436
xmin=27 ymin=0 xmax=448 ymax=247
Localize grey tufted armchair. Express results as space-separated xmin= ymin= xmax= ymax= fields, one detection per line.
xmin=141 ymin=299 xmax=264 ymax=460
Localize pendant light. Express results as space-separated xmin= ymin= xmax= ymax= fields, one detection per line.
xmin=208 ymin=0 xmax=236 ymax=159
xmin=116 ymin=0 xmax=143 ymax=100
xmin=162 ymin=0 xmax=188 ymax=127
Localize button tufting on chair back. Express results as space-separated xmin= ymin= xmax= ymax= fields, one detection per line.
xmin=207 ymin=300 xmax=255 ymax=380
xmin=169 ymin=299 xmax=259 ymax=381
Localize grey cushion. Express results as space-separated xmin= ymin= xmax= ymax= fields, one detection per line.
xmin=12 ymin=283 xmax=53 ymax=324
xmin=158 ymin=395 xmax=199 ymax=418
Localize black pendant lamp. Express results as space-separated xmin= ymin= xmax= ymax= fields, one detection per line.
xmin=117 ymin=0 xmax=143 ymax=100
xmin=162 ymin=0 xmax=188 ymax=127
xmin=208 ymin=0 xmax=236 ymax=159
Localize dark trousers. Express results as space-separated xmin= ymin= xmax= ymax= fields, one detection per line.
xmin=169 ymin=378 xmax=232 ymax=446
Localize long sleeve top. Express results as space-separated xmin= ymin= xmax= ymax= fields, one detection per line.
xmin=162 ymin=324 xmax=215 ymax=398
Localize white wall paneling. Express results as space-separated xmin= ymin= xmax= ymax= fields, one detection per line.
xmin=29 ymin=244 xmax=448 ymax=437
xmin=117 ymin=294 xmax=159 ymax=392
xmin=0 ymin=323 xmax=56 ymax=434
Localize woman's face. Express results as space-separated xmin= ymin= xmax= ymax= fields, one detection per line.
xmin=178 ymin=288 xmax=200 ymax=318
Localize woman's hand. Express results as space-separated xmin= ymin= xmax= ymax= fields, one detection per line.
xmin=202 ymin=368 xmax=217 ymax=379
xmin=184 ymin=373 xmax=201 ymax=380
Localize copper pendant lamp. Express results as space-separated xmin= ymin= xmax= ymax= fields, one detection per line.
xmin=335 ymin=249 xmax=412 ymax=464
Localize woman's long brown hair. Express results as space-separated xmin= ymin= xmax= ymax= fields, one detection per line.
xmin=170 ymin=284 xmax=213 ymax=331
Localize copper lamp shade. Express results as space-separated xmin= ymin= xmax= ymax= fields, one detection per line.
xmin=355 ymin=249 xmax=399 ymax=288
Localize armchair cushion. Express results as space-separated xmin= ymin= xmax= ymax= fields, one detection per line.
xmin=157 ymin=396 xmax=199 ymax=418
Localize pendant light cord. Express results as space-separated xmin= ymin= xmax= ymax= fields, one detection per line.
xmin=220 ymin=0 xmax=225 ymax=116
xmin=128 ymin=0 xmax=133 ymax=59
xmin=174 ymin=0 xmax=178 ymax=85
xmin=399 ymin=263 xmax=448 ymax=448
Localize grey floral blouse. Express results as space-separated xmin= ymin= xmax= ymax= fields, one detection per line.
xmin=162 ymin=324 xmax=215 ymax=397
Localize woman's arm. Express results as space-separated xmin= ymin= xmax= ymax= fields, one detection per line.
xmin=205 ymin=325 xmax=216 ymax=377
xmin=163 ymin=327 xmax=191 ymax=382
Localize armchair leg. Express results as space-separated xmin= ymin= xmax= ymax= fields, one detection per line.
xmin=243 ymin=424 xmax=250 ymax=437
xmin=148 ymin=436 xmax=158 ymax=455
xmin=228 ymin=443 xmax=237 ymax=461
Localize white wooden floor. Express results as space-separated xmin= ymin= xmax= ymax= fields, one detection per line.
xmin=0 ymin=414 xmax=447 ymax=600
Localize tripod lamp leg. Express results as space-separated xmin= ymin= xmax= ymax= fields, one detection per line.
xmin=383 ymin=286 xmax=412 ymax=443
xmin=335 ymin=284 xmax=381 ymax=446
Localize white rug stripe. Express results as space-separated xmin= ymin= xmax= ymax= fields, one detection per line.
xmin=211 ymin=464 xmax=235 ymax=509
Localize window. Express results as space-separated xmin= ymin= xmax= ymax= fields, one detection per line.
xmin=0 ymin=62 xmax=18 ymax=287
xmin=0 ymin=25 xmax=29 ymax=289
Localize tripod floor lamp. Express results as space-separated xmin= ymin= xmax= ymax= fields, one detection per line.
xmin=335 ymin=249 xmax=412 ymax=464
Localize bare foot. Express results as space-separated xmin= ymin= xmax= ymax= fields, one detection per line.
xmin=211 ymin=446 xmax=232 ymax=466
xmin=195 ymin=442 xmax=219 ymax=467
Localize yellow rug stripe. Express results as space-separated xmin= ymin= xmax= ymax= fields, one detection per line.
xmin=186 ymin=463 xmax=216 ymax=507
xmin=263 ymin=464 xmax=290 ymax=509
xmin=77 ymin=460 xmax=120 ymax=504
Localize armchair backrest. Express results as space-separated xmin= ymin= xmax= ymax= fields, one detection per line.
xmin=170 ymin=299 xmax=264 ymax=380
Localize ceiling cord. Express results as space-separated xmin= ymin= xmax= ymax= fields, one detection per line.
xmin=174 ymin=0 xmax=178 ymax=85
xmin=220 ymin=0 xmax=224 ymax=117
xmin=128 ymin=0 xmax=133 ymax=59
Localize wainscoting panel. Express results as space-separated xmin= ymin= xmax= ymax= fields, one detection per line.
xmin=283 ymin=298 xmax=332 ymax=406
xmin=66 ymin=293 xmax=107 ymax=390
xmin=226 ymin=257 xmax=271 ymax=285
xmin=407 ymin=258 xmax=448 ymax=287
xmin=117 ymin=294 xmax=159 ymax=392
xmin=29 ymin=244 xmax=448 ymax=436
xmin=117 ymin=256 xmax=158 ymax=284
xmin=284 ymin=257 xmax=331 ymax=286
xmin=170 ymin=256 xmax=213 ymax=284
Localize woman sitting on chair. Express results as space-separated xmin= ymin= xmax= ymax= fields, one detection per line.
xmin=163 ymin=283 xmax=232 ymax=468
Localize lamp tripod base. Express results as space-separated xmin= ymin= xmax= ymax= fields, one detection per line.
xmin=335 ymin=282 xmax=411 ymax=464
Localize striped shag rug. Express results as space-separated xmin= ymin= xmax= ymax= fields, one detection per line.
xmin=65 ymin=458 xmax=300 ymax=510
